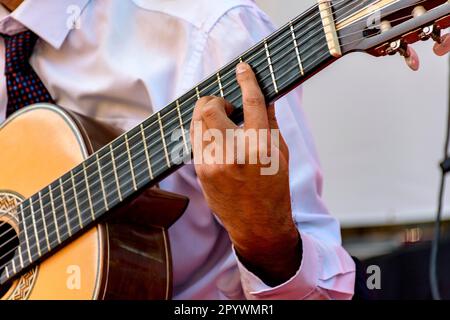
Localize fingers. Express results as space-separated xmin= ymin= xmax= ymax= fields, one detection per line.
xmin=190 ymin=96 xmax=237 ymax=146
xmin=434 ymin=33 xmax=450 ymax=56
xmin=236 ymin=63 xmax=269 ymax=130
xmin=199 ymin=97 xmax=236 ymax=132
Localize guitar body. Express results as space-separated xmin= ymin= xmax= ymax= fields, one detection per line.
xmin=0 ymin=104 xmax=188 ymax=300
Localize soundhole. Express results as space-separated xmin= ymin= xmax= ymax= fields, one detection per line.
xmin=0 ymin=221 xmax=19 ymax=297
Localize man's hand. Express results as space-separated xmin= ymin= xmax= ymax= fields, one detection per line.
xmin=190 ymin=63 xmax=301 ymax=286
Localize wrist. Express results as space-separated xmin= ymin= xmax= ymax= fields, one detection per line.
xmin=233 ymin=223 xmax=302 ymax=286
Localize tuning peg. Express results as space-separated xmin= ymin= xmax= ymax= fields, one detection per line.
xmin=385 ymin=39 xmax=419 ymax=71
xmin=433 ymin=33 xmax=450 ymax=56
xmin=403 ymin=46 xmax=420 ymax=71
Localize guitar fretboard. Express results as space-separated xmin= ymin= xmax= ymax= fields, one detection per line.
xmin=0 ymin=4 xmax=336 ymax=285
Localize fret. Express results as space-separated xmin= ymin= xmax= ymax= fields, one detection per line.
xmin=82 ymin=162 xmax=96 ymax=221
xmin=178 ymin=99 xmax=195 ymax=144
xmin=46 ymin=185 xmax=61 ymax=244
xmin=4 ymin=265 xmax=9 ymax=279
xmin=80 ymin=157 xmax=106 ymax=220
xmin=125 ymin=134 xmax=138 ymax=191
xmin=19 ymin=204 xmax=33 ymax=263
xmin=59 ymin=177 xmax=73 ymax=237
xmin=290 ymin=21 xmax=305 ymax=76
xmin=17 ymin=244 xmax=24 ymax=268
xmin=126 ymin=126 xmax=151 ymax=189
xmin=49 ymin=179 xmax=70 ymax=241
xmin=29 ymin=197 xmax=42 ymax=257
xmin=176 ymin=100 xmax=190 ymax=156
xmin=264 ymin=40 xmax=278 ymax=94
xmin=219 ymin=63 xmax=242 ymax=110
xmin=70 ymin=171 xmax=83 ymax=229
xmin=96 ymin=153 xmax=109 ymax=211
xmin=109 ymin=144 xmax=123 ymax=202
xmin=157 ymin=112 xmax=171 ymax=168
xmin=157 ymin=104 xmax=185 ymax=167
xmin=141 ymin=124 xmax=154 ymax=180
xmin=48 ymin=186 xmax=61 ymax=243
xmin=97 ymin=147 xmax=121 ymax=207
xmin=0 ymin=5 xmax=339 ymax=285
xmin=31 ymin=195 xmax=49 ymax=258
xmin=38 ymin=191 xmax=51 ymax=251
xmin=216 ymin=73 xmax=224 ymax=98
xmin=110 ymin=136 xmax=135 ymax=199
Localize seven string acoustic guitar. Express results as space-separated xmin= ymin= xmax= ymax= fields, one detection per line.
xmin=0 ymin=0 xmax=448 ymax=300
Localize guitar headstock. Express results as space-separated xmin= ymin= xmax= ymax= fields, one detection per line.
xmin=333 ymin=0 xmax=450 ymax=57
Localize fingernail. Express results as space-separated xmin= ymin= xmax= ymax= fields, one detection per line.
xmin=236 ymin=62 xmax=249 ymax=74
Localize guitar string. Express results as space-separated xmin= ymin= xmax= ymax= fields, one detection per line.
xmin=0 ymin=31 xmax=336 ymax=247
xmin=4 ymin=0 xmax=431 ymax=227
xmin=0 ymin=3 xmax=437 ymax=276
xmin=0 ymin=0 xmax=431 ymax=228
xmin=0 ymin=0 xmax=440 ymax=264
xmin=0 ymin=0 xmax=356 ymax=224
xmin=0 ymin=42 xmax=332 ymax=260
xmin=0 ymin=47 xmax=333 ymax=275
xmin=0 ymin=2 xmax=436 ymax=269
xmin=2 ymin=0 xmax=423 ymax=232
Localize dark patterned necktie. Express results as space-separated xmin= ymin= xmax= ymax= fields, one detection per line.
xmin=2 ymin=30 xmax=55 ymax=118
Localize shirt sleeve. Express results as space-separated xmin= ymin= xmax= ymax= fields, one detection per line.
xmin=186 ymin=3 xmax=356 ymax=300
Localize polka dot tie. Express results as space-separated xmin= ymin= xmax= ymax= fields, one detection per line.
xmin=3 ymin=30 xmax=55 ymax=118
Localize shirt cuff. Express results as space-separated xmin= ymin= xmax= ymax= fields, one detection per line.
xmin=234 ymin=232 xmax=321 ymax=300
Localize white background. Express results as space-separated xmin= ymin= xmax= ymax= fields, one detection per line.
xmin=256 ymin=0 xmax=450 ymax=227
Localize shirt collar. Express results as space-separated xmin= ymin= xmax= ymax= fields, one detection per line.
xmin=0 ymin=0 xmax=90 ymax=49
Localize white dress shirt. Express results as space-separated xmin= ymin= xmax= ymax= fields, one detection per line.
xmin=0 ymin=0 xmax=355 ymax=299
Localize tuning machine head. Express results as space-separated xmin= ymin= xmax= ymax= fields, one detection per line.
xmin=378 ymin=21 xmax=419 ymax=71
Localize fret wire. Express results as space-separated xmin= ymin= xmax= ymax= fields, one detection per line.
xmin=290 ymin=21 xmax=305 ymax=76
xmin=140 ymin=124 xmax=154 ymax=180
xmin=6 ymin=38 xmax=330 ymax=255
xmin=157 ymin=113 xmax=171 ymax=168
xmin=18 ymin=245 xmax=24 ymax=268
xmin=125 ymin=134 xmax=138 ymax=191
xmin=29 ymin=198 xmax=42 ymax=257
xmin=4 ymin=265 xmax=9 ymax=279
xmin=0 ymin=8 xmax=330 ymax=262
xmin=264 ymin=40 xmax=279 ymax=94
xmin=38 ymin=191 xmax=51 ymax=251
xmin=0 ymin=8 xmax=326 ymax=232
xmin=195 ymin=87 xmax=201 ymax=100
xmin=0 ymin=46 xmax=326 ymax=270
xmin=19 ymin=204 xmax=32 ymax=263
xmin=96 ymin=153 xmax=109 ymax=211
xmin=110 ymin=144 xmax=123 ymax=202
xmin=216 ymin=73 xmax=225 ymax=98
xmin=176 ymin=101 xmax=189 ymax=155
xmin=11 ymin=258 xmax=16 ymax=274
xmin=59 ymin=178 xmax=72 ymax=237
xmin=70 ymin=171 xmax=83 ymax=229
xmin=82 ymin=162 xmax=96 ymax=221
xmin=48 ymin=184 xmax=61 ymax=244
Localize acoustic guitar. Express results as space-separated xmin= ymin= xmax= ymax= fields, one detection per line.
xmin=0 ymin=0 xmax=448 ymax=300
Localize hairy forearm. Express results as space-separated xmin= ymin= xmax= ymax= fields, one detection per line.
xmin=233 ymin=219 xmax=302 ymax=287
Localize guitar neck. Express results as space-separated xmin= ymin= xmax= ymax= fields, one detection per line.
xmin=1 ymin=3 xmax=337 ymax=285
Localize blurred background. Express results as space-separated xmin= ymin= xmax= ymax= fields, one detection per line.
xmin=256 ymin=0 xmax=450 ymax=299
